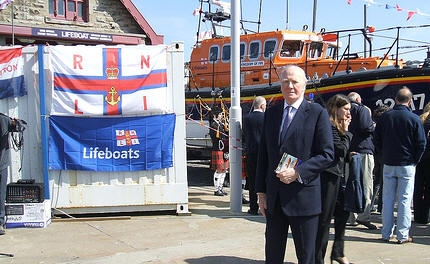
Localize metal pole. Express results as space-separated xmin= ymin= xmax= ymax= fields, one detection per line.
xmin=363 ymin=4 xmax=367 ymax=58
xmin=38 ymin=45 xmax=50 ymax=200
xmin=196 ymin=0 xmax=204 ymax=45
xmin=229 ymin=0 xmax=242 ymax=213
xmin=395 ymin=27 xmax=400 ymax=68
xmin=11 ymin=1 xmax=14 ymax=46
xmin=286 ymin=0 xmax=289 ymax=30
xmin=257 ymin=0 xmax=263 ymax=33
xmin=312 ymin=0 xmax=317 ymax=32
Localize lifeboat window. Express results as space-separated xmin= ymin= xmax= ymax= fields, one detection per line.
xmin=209 ymin=45 xmax=219 ymax=63
xmin=222 ymin=44 xmax=231 ymax=62
xmin=326 ymin=45 xmax=337 ymax=59
xmin=240 ymin=42 xmax=246 ymax=61
xmin=280 ymin=40 xmax=303 ymax=58
xmin=309 ymin=42 xmax=323 ymax=59
xmin=249 ymin=41 xmax=261 ymax=60
xmin=263 ymin=39 xmax=278 ymax=59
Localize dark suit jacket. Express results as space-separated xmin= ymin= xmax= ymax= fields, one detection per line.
xmin=255 ymin=99 xmax=334 ymax=216
xmin=243 ymin=110 xmax=265 ymax=155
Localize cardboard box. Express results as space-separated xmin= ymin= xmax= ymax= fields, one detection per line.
xmin=5 ymin=200 xmax=51 ymax=228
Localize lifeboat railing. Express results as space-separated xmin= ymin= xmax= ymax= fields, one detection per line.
xmin=377 ymin=27 xmax=400 ymax=68
xmin=268 ymin=51 xmax=281 ymax=87
xmin=331 ymin=34 xmax=352 ymax=76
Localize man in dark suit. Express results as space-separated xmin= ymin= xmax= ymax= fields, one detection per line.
xmin=243 ymin=96 xmax=266 ymax=215
xmin=256 ymin=65 xmax=334 ymax=264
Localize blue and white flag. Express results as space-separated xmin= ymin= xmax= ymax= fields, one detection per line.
xmin=0 ymin=47 xmax=26 ymax=99
xmin=48 ymin=114 xmax=175 ymax=171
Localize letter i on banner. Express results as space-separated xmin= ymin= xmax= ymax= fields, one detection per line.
xmin=143 ymin=96 xmax=147 ymax=110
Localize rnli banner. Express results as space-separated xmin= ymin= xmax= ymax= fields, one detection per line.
xmin=0 ymin=47 xmax=27 ymax=99
xmin=48 ymin=114 xmax=175 ymax=171
xmin=48 ymin=45 xmax=168 ymax=116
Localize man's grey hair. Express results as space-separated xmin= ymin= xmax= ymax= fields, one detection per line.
xmin=253 ymin=96 xmax=266 ymax=109
xmin=280 ymin=65 xmax=307 ymax=84
xmin=348 ymin=92 xmax=361 ymax=102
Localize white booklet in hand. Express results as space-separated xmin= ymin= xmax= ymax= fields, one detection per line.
xmin=275 ymin=153 xmax=302 ymax=173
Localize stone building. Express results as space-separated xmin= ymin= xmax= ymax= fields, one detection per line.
xmin=0 ymin=0 xmax=163 ymax=46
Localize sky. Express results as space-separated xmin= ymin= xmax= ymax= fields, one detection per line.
xmin=132 ymin=0 xmax=430 ymax=62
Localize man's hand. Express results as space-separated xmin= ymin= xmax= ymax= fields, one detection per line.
xmin=257 ymin=192 xmax=267 ymax=217
xmin=349 ymin=151 xmax=359 ymax=160
xmin=276 ymin=168 xmax=298 ymax=184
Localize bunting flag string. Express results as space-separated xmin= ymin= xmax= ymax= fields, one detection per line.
xmin=347 ymin=1 xmax=430 ymax=21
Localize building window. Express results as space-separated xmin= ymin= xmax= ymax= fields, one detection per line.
xmin=49 ymin=0 xmax=88 ymax=22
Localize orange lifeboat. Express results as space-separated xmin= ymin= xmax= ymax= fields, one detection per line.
xmin=187 ymin=30 xmax=402 ymax=90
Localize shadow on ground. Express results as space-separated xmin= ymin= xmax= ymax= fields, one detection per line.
xmin=187 ymin=160 xmax=213 ymax=186
xmin=185 ymin=256 xmax=295 ymax=264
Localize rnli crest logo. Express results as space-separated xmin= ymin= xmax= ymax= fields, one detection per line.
xmin=116 ymin=130 xmax=140 ymax=147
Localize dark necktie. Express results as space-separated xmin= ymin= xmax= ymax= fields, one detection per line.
xmin=280 ymin=106 xmax=292 ymax=144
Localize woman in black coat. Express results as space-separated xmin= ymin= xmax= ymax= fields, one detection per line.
xmin=315 ymin=94 xmax=353 ymax=264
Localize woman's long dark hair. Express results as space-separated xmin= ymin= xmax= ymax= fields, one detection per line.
xmin=326 ymin=94 xmax=350 ymax=135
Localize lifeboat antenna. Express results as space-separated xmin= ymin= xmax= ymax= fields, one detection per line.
xmin=364 ymin=4 xmax=367 ymax=58
xmin=286 ymin=0 xmax=289 ymax=30
xmin=195 ymin=0 xmax=205 ymax=45
xmin=312 ymin=0 xmax=317 ymax=32
xmin=258 ymin=0 xmax=263 ymax=32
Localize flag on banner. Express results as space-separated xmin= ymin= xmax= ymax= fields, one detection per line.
xmin=0 ymin=48 xmax=27 ymax=99
xmin=0 ymin=0 xmax=14 ymax=10
xmin=48 ymin=45 xmax=168 ymax=116
xmin=48 ymin=114 xmax=176 ymax=171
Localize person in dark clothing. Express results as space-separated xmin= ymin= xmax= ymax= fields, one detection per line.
xmin=209 ymin=107 xmax=229 ymax=196
xmin=256 ymin=65 xmax=334 ymax=264
xmin=414 ymin=102 xmax=430 ymax=224
xmin=243 ymin=96 xmax=266 ymax=215
xmin=347 ymin=92 xmax=376 ymax=230
xmin=375 ymin=87 xmax=426 ymax=244
xmin=370 ymin=105 xmax=391 ymax=214
xmin=0 ymin=114 xmax=20 ymax=235
xmin=315 ymin=94 xmax=353 ymax=264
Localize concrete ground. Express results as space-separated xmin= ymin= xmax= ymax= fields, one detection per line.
xmin=0 ymin=161 xmax=429 ymax=264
